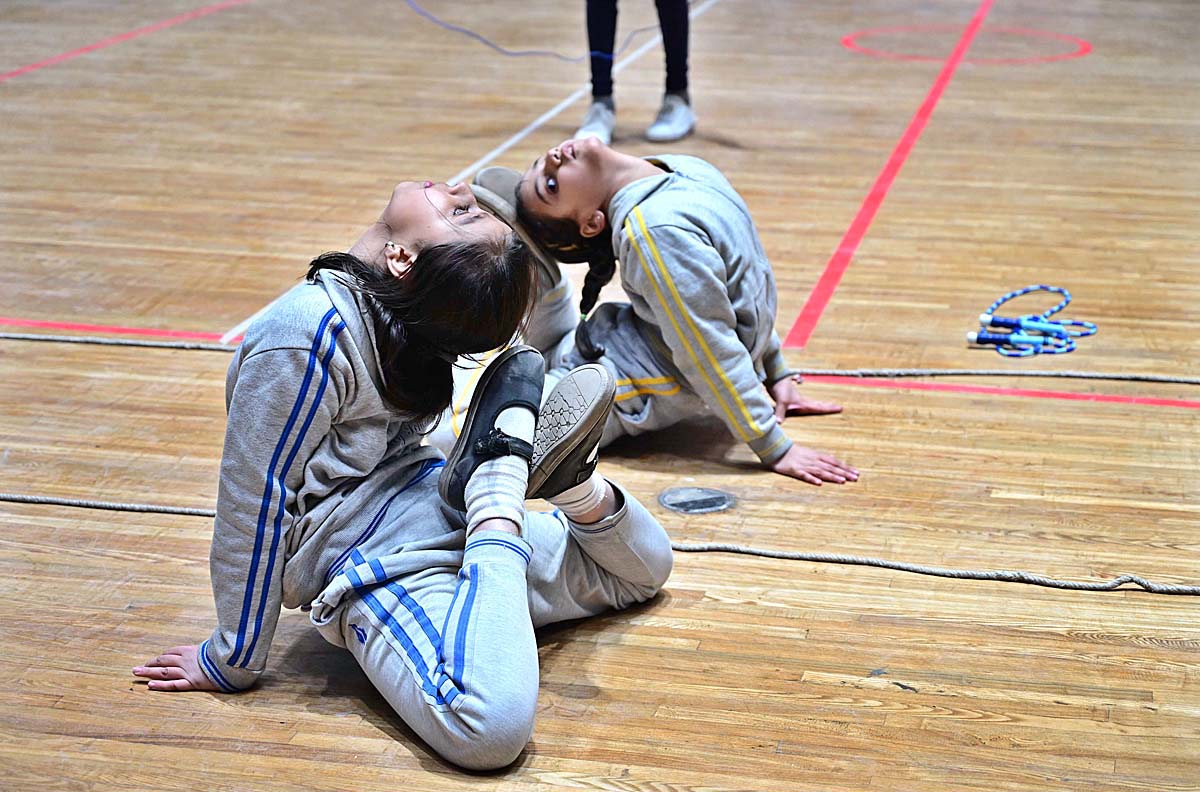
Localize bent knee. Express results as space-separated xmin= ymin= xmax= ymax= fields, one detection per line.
xmin=650 ymin=544 xmax=674 ymax=592
xmin=437 ymin=712 xmax=534 ymax=771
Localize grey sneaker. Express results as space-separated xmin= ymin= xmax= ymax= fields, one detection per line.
xmin=575 ymin=101 xmax=616 ymax=145
xmin=645 ymin=94 xmax=694 ymax=142
xmin=527 ymin=364 xmax=615 ymax=500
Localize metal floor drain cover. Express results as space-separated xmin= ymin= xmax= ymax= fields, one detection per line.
xmin=658 ymin=486 xmax=736 ymax=514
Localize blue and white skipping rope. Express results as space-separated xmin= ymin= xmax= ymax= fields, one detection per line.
xmin=967 ymin=285 xmax=1098 ymax=358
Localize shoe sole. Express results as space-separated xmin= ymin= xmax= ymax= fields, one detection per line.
xmin=527 ymin=364 xmax=615 ymax=498
xmin=437 ymin=345 xmax=529 ymax=511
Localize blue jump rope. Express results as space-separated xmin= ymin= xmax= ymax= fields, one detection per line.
xmin=967 ymin=285 xmax=1097 ymax=358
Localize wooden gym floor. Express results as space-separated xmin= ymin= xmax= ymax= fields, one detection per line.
xmin=1 ymin=0 xmax=1197 ymax=789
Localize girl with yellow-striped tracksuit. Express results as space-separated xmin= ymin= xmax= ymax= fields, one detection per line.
xmin=513 ymin=138 xmax=859 ymax=486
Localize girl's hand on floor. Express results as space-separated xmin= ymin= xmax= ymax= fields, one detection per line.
xmin=133 ymin=645 xmax=220 ymax=692
xmin=771 ymin=444 xmax=859 ymax=486
xmin=769 ymin=375 xmax=842 ymax=424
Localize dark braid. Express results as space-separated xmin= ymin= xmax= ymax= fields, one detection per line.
xmin=514 ymin=194 xmax=616 ymax=360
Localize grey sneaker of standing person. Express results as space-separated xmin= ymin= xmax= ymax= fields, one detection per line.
xmin=575 ymin=100 xmax=616 ymax=145
xmin=645 ymin=94 xmax=695 ymax=142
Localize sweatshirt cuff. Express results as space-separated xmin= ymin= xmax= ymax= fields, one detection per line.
xmin=749 ymin=424 xmax=793 ymax=466
xmin=763 ymin=347 xmax=800 ymax=386
xmin=199 ymin=639 xmax=257 ymax=692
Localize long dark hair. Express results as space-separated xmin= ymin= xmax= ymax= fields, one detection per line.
xmin=306 ymin=235 xmax=535 ymax=420
xmin=514 ymin=193 xmax=616 ymax=360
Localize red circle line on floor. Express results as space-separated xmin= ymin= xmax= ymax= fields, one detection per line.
xmin=842 ymin=25 xmax=1092 ymax=66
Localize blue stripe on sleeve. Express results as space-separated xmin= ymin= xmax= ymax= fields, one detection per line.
xmin=241 ymin=319 xmax=346 ymax=667
xmin=229 ymin=308 xmax=336 ymax=667
xmin=199 ymin=641 xmax=239 ymax=692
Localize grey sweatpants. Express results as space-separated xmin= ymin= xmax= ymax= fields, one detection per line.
xmin=308 ymin=472 xmax=672 ymax=771
xmin=544 ymin=301 xmax=709 ymax=447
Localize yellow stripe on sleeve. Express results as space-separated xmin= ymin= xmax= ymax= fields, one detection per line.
xmin=758 ymin=431 xmax=791 ymax=461
xmin=624 ymin=216 xmax=751 ymax=442
xmin=631 ymin=208 xmax=768 ymax=439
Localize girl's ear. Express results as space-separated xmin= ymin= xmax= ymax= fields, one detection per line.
xmin=384 ymin=241 xmax=418 ymax=278
xmin=580 ymin=209 xmax=608 ymax=239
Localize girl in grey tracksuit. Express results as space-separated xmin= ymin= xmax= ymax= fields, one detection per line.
xmin=514 ymin=140 xmax=859 ymax=486
xmin=134 ymin=182 xmax=672 ymax=771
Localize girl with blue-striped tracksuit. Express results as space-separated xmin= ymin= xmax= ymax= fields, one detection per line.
xmin=133 ymin=180 xmax=673 ymax=771
xmin=511 ymin=137 xmax=860 ymax=486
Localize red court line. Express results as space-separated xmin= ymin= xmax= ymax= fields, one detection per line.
xmin=0 ymin=316 xmax=228 ymax=342
xmin=842 ymin=25 xmax=1092 ymax=66
xmin=0 ymin=0 xmax=253 ymax=84
xmin=804 ymin=375 xmax=1200 ymax=410
xmin=784 ymin=0 xmax=994 ymax=349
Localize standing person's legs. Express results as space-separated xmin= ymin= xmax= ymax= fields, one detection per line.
xmin=646 ymin=0 xmax=695 ymax=141
xmin=587 ymin=0 xmax=618 ymax=100
xmin=655 ymin=0 xmax=689 ymax=96
xmin=577 ymin=0 xmax=619 ymax=143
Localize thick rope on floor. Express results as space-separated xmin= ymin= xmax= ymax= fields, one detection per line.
xmin=670 ymin=542 xmax=1200 ymax=595
xmin=798 ymin=368 xmax=1200 ymax=386
xmin=0 ymin=493 xmax=216 ymax=517
xmin=0 ymin=332 xmax=233 ymax=352
xmin=1 ymin=333 xmax=1199 ymax=385
xmin=2 ymin=492 xmax=1195 ymax=596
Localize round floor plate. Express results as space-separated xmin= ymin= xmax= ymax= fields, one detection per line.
xmin=658 ymin=486 xmax=737 ymax=515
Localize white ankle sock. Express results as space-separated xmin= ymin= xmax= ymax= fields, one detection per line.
xmin=463 ymin=405 xmax=535 ymax=536
xmin=465 ymin=455 xmax=529 ymax=536
xmin=547 ymin=472 xmax=607 ymax=520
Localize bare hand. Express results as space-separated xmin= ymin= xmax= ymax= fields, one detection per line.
xmin=768 ymin=375 xmax=842 ymax=424
xmin=133 ymin=645 xmax=220 ymax=692
xmin=771 ymin=444 xmax=859 ymax=486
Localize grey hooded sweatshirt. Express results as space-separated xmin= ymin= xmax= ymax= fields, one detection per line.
xmin=607 ymin=154 xmax=797 ymax=465
xmin=199 ymin=272 xmax=443 ymax=692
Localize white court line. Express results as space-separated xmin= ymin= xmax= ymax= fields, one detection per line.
xmin=221 ymin=0 xmax=724 ymax=342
